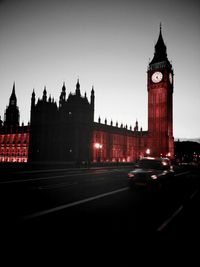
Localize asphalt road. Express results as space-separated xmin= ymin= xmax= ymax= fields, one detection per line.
xmin=0 ymin=165 xmax=200 ymax=264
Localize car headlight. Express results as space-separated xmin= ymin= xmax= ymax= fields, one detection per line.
xmin=151 ymin=174 xmax=157 ymax=180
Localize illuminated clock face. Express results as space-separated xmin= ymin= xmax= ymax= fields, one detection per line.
xmin=151 ymin=71 xmax=163 ymax=83
xmin=169 ymin=73 xmax=173 ymax=84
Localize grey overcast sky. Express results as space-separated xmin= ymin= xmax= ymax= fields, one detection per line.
xmin=0 ymin=0 xmax=199 ymax=139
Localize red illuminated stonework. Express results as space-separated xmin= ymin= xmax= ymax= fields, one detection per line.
xmin=91 ymin=122 xmax=149 ymax=163
xmin=0 ymin=126 xmax=30 ymax=163
xmin=0 ymin=27 xmax=174 ymax=164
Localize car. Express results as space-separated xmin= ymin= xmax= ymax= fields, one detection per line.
xmin=128 ymin=157 xmax=174 ymax=190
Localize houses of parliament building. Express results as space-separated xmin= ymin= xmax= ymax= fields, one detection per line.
xmin=0 ymin=27 xmax=174 ymax=163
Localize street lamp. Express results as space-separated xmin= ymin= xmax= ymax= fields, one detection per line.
xmin=146 ymin=148 xmax=150 ymax=156
xmin=94 ymin=143 xmax=103 ymax=162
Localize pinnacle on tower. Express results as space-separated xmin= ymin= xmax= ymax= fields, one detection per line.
xmin=60 ymin=82 xmax=66 ymax=104
xmin=42 ymin=86 xmax=47 ymax=102
xmin=62 ymin=82 xmax=66 ymax=92
xmin=76 ymin=79 xmax=81 ymax=96
xmin=31 ymin=89 xmax=35 ymax=108
xmin=90 ymin=85 xmax=95 ymax=108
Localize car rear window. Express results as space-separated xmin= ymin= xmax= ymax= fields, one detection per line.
xmin=136 ymin=159 xmax=164 ymax=170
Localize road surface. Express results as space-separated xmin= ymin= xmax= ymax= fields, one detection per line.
xmin=0 ymin=164 xmax=199 ymax=264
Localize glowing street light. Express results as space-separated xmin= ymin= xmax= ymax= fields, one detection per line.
xmin=146 ymin=148 xmax=150 ymax=155
xmin=94 ymin=143 xmax=103 ymax=162
xmin=94 ymin=143 xmax=103 ymax=149
xmin=166 ymin=152 xmax=171 ymax=158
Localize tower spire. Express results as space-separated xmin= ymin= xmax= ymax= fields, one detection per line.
xmin=150 ymin=24 xmax=168 ymax=64
xmin=4 ymin=83 xmax=19 ymax=127
xmin=9 ymin=82 xmax=17 ymax=106
xmin=12 ymin=82 xmax=15 ymax=93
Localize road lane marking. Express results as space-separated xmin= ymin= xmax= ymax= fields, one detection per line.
xmin=22 ymin=187 xmax=129 ymax=220
xmin=0 ymin=169 xmax=126 ymax=184
xmin=38 ymin=181 xmax=78 ymax=190
xmin=157 ymin=205 xmax=184 ymax=232
xmin=174 ymin=171 xmax=190 ymax=177
xmin=157 ymin=188 xmax=199 ymax=232
xmin=0 ymin=174 xmax=78 ymax=184
xmin=190 ymin=189 xmax=198 ymax=200
xmin=19 ymin=169 xmax=83 ymax=174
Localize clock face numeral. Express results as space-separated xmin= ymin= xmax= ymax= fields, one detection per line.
xmin=151 ymin=71 xmax=163 ymax=83
xmin=169 ymin=73 xmax=173 ymax=84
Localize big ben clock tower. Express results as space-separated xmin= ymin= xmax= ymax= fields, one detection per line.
xmin=147 ymin=25 xmax=174 ymax=158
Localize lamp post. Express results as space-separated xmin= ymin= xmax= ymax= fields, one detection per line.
xmin=146 ymin=148 xmax=150 ymax=157
xmin=94 ymin=143 xmax=103 ymax=162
